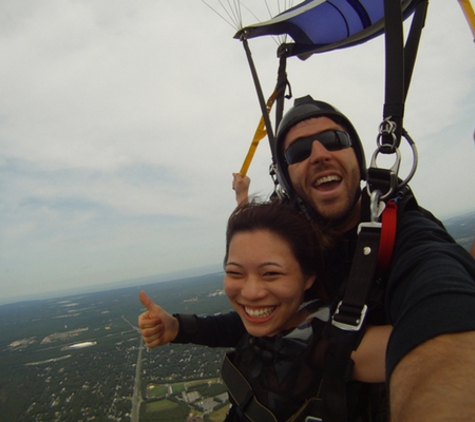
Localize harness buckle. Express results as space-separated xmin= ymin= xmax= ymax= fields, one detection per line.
xmin=357 ymin=220 xmax=382 ymax=236
xmin=331 ymin=301 xmax=368 ymax=331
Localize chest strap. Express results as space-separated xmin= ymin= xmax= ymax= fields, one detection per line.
xmin=222 ymin=351 xmax=324 ymax=422
xmin=222 ymin=352 xmax=278 ymax=422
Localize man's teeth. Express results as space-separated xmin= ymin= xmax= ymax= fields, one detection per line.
xmin=316 ymin=175 xmax=341 ymax=186
xmin=245 ymin=307 xmax=275 ymax=318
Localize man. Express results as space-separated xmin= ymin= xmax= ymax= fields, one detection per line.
xmin=140 ymin=96 xmax=475 ymax=421
xmin=273 ymin=96 xmax=475 ymax=421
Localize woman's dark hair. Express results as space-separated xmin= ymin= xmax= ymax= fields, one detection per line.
xmin=225 ymin=199 xmax=329 ymax=300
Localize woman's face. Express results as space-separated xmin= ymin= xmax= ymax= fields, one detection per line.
xmin=224 ymin=229 xmax=315 ymax=337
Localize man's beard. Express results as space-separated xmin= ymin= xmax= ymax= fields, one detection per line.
xmin=295 ymin=185 xmax=362 ymax=231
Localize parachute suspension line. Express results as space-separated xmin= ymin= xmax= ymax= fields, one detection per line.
xmin=238 ymin=31 xmax=292 ymax=193
xmin=275 ymin=51 xmax=290 ymax=132
xmin=458 ymin=0 xmax=475 ymax=41
xmin=270 ymin=0 xmax=296 ymax=18
xmin=239 ymin=88 xmax=278 ymax=176
xmin=268 ymin=50 xmax=291 ymax=198
xmin=240 ymin=34 xmax=276 ymax=154
xmin=230 ymin=0 xmax=243 ymax=28
xmin=368 ymin=0 xmax=427 ymax=206
xmin=381 ymin=0 xmax=428 ymax=148
xmin=402 ymin=0 xmax=429 ymax=98
xmin=200 ymin=0 xmax=243 ymax=30
xmin=382 ymin=0 xmax=405 ymax=148
xmin=201 ymin=1 xmax=297 ymax=33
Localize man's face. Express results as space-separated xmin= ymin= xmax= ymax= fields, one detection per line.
xmin=283 ymin=117 xmax=361 ymax=227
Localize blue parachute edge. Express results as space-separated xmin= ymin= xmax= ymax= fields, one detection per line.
xmin=234 ymin=0 xmax=418 ymax=59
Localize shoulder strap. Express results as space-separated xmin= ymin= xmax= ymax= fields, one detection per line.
xmin=322 ymin=198 xmax=398 ymax=421
xmin=378 ymin=199 xmax=398 ymax=273
xmin=222 ymin=351 xmax=325 ymax=422
xmin=221 ymin=352 xmax=278 ymax=422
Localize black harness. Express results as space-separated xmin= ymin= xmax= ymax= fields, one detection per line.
xmin=222 ymin=310 xmax=329 ymax=422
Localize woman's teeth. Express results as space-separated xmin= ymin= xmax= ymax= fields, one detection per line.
xmin=245 ymin=306 xmax=275 ymax=318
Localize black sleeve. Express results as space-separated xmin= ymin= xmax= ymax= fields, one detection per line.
xmin=385 ymin=209 xmax=475 ymax=377
xmin=172 ymin=311 xmax=245 ymax=348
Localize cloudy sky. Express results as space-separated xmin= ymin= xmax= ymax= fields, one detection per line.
xmin=1 ymin=1 xmax=474 ymax=304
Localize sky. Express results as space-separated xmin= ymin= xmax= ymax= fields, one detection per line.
xmin=1 ymin=1 xmax=475 ymax=304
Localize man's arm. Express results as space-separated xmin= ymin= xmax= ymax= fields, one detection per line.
xmin=385 ymin=209 xmax=475 ymax=420
xmin=389 ymin=330 xmax=475 ymax=422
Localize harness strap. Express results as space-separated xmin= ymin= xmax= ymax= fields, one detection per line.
xmin=378 ymin=200 xmax=398 ymax=273
xmin=383 ymin=0 xmax=405 ymax=146
xmin=222 ymin=352 xmax=278 ymax=422
xmin=323 ymin=198 xmax=398 ymax=422
xmin=222 ymin=351 xmax=325 ymax=422
xmin=382 ymin=0 xmax=428 ymax=147
xmin=332 ymin=224 xmax=381 ymax=329
xmin=321 ymin=327 xmax=361 ymax=422
xmin=402 ymin=0 xmax=429 ymax=99
xmin=323 ymin=224 xmax=381 ymax=422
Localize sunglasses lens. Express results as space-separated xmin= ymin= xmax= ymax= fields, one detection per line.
xmin=320 ymin=131 xmax=352 ymax=151
xmin=285 ymin=139 xmax=312 ymax=164
xmin=285 ymin=131 xmax=351 ymax=164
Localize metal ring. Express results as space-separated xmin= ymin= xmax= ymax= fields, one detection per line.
xmin=397 ymin=131 xmax=418 ymax=191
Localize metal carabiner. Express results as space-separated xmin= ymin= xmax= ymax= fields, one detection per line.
xmin=358 ymin=189 xmax=384 ymax=234
xmin=397 ymin=130 xmax=419 ymax=191
xmin=370 ymin=190 xmax=383 ymax=224
xmin=269 ymin=163 xmax=287 ymax=199
xmin=367 ymin=147 xmax=401 ymax=200
xmin=377 ymin=117 xmax=398 ymax=152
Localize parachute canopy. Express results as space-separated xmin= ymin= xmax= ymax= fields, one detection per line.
xmin=234 ymin=0 xmax=418 ymax=59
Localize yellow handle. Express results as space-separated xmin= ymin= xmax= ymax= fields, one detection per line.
xmin=239 ymin=88 xmax=278 ymax=176
xmin=458 ymin=0 xmax=475 ymax=41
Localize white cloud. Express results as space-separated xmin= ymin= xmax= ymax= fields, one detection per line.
xmin=1 ymin=0 xmax=474 ymax=301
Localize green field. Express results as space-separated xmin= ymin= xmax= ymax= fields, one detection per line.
xmin=145 ymin=399 xmax=178 ymax=412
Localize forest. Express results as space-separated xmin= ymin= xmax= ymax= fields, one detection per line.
xmin=0 ymin=272 xmax=231 ymax=422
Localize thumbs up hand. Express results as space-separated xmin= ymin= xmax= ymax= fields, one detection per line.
xmin=138 ymin=290 xmax=180 ymax=348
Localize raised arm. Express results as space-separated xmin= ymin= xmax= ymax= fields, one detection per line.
xmin=138 ymin=290 xmax=245 ymax=349
xmin=173 ymin=311 xmax=245 ymax=347
xmin=232 ymin=173 xmax=250 ymax=206
xmin=138 ymin=290 xmax=180 ymax=348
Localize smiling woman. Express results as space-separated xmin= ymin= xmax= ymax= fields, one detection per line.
xmin=219 ymin=200 xmax=344 ymax=421
xmin=138 ymin=199 xmax=391 ymax=421
xmin=223 ymin=204 xmax=322 ymax=338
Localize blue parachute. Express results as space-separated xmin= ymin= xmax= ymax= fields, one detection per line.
xmin=234 ymin=0 xmax=419 ymax=59
xmin=229 ymin=0 xmax=428 ymax=163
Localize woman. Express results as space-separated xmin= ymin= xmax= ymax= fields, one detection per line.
xmin=139 ymin=200 xmax=390 ymax=421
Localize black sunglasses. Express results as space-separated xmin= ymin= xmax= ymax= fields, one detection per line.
xmin=284 ymin=130 xmax=352 ymax=165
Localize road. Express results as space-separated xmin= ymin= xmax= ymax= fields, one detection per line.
xmin=131 ymin=336 xmax=144 ymax=422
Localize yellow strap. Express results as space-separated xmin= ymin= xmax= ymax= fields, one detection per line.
xmin=458 ymin=0 xmax=475 ymax=41
xmin=239 ymin=88 xmax=278 ymax=176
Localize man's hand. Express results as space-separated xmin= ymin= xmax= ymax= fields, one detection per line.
xmin=138 ymin=290 xmax=180 ymax=348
